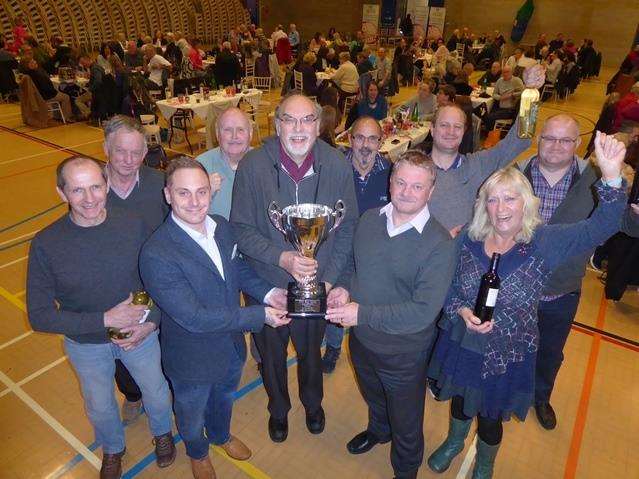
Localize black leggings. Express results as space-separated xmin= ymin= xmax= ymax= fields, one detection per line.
xmin=451 ymin=396 xmax=503 ymax=446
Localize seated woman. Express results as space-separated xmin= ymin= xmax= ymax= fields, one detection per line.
xmin=426 ymin=133 xmax=626 ymax=479
xmin=345 ymin=80 xmax=388 ymax=129
xmin=296 ymin=51 xmax=319 ymax=97
xmin=452 ymin=70 xmax=474 ymax=96
xmin=319 ymin=105 xmax=338 ymax=147
xmin=332 ymin=51 xmax=359 ymax=111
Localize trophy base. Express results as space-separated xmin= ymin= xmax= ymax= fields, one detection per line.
xmin=286 ymin=282 xmax=327 ymax=319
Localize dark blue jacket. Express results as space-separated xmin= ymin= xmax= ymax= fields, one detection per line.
xmin=139 ymin=215 xmax=272 ymax=382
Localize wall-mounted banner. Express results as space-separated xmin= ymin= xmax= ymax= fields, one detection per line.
xmin=362 ymin=4 xmax=380 ymax=44
xmin=406 ymin=0 xmax=429 ymax=40
xmin=427 ymin=6 xmax=446 ymax=39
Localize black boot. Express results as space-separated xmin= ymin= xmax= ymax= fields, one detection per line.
xmin=321 ymin=346 xmax=341 ymax=374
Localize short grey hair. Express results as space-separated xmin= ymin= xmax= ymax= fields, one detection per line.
xmin=103 ymin=115 xmax=147 ymax=149
xmin=274 ymin=93 xmax=322 ymax=120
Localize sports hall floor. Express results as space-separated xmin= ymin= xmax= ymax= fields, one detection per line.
xmin=0 ymin=67 xmax=637 ymax=479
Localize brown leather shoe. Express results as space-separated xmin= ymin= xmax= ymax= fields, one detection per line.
xmin=190 ymin=455 xmax=216 ymax=479
xmin=219 ymin=435 xmax=252 ymax=460
xmin=121 ymin=399 xmax=143 ymax=425
xmin=100 ymin=449 xmax=125 ymax=479
xmin=153 ymin=432 xmax=176 ymax=468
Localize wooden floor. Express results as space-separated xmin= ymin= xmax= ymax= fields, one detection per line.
xmin=0 ymin=68 xmax=638 ymax=479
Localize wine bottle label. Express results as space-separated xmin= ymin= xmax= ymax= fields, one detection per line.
xmin=486 ymin=288 xmax=499 ymax=307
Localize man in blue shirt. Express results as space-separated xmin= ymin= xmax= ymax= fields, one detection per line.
xmin=322 ymin=116 xmax=391 ymax=373
xmin=196 ymin=107 xmax=252 ymax=219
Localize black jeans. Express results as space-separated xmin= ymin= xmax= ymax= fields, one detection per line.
xmin=535 ymin=292 xmax=581 ymax=404
xmin=349 ymin=332 xmax=431 ymax=478
xmin=605 ymin=233 xmax=639 ymax=300
xmin=115 ymin=359 xmax=142 ymax=402
xmin=451 ymin=396 xmax=502 ymax=445
xmin=249 ymin=297 xmax=325 ymax=419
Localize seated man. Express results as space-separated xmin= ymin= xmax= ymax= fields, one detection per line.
xmin=401 ymin=81 xmax=437 ymax=121
xmin=143 ymin=44 xmax=172 ymax=88
xmin=214 ymin=42 xmax=241 ymax=87
xmin=27 ymin=157 xmax=175 ymax=479
xmin=483 ymin=66 xmax=523 ymax=130
xmin=123 ymin=41 xmax=143 ymax=71
xmin=375 ymin=48 xmax=392 ymax=94
xmin=21 ymin=58 xmax=74 ymax=121
xmin=356 ymin=51 xmax=373 ymax=75
xmin=478 ymin=61 xmax=501 ymax=87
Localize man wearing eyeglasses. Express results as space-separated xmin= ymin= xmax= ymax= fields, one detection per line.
xmin=230 ymin=93 xmax=358 ymax=442
xmin=516 ymin=114 xmax=621 ymax=430
xmin=321 ymin=116 xmax=391 ymax=374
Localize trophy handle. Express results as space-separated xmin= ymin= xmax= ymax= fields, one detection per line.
xmin=267 ymin=202 xmax=287 ymax=235
xmin=328 ymin=200 xmax=345 ymax=233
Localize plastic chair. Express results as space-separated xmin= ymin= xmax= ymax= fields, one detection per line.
xmin=140 ymin=114 xmax=161 ymax=145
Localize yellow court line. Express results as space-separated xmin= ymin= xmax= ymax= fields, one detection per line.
xmin=0 ymin=255 xmax=28 ymax=269
xmin=14 ymin=289 xmax=26 ymax=297
xmin=0 ymin=369 xmax=101 ymax=469
xmin=0 ymin=285 xmax=27 ymax=312
xmin=212 ymin=445 xmax=272 ymax=479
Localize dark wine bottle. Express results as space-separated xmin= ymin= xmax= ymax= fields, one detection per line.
xmin=474 ymin=253 xmax=501 ymax=323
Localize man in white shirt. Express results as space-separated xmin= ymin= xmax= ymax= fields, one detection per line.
xmin=332 ymin=51 xmax=360 ymax=111
xmin=143 ymin=44 xmax=172 ymax=88
xmin=139 ymin=157 xmax=289 ymax=479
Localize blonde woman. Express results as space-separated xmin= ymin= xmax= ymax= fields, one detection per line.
xmin=427 ymin=132 xmax=627 ymax=479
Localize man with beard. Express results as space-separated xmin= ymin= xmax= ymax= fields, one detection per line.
xmin=230 ymin=93 xmax=358 ymax=442
xmin=321 ymin=116 xmax=391 ymax=373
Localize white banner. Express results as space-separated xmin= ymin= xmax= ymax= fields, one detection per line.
xmin=406 ymin=0 xmax=429 ymax=40
xmin=427 ymin=6 xmax=446 ymax=39
xmin=362 ymin=4 xmax=380 ymax=44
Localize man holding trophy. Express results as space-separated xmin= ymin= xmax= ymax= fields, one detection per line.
xmin=231 ymin=93 xmax=358 ymax=442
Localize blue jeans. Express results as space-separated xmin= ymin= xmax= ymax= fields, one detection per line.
xmin=64 ymin=330 xmax=172 ymax=454
xmin=324 ymin=323 xmax=345 ymax=350
xmin=535 ymin=291 xmax=581 ymax=404
xmin=171 ymin=346 xmax=244 ymax=459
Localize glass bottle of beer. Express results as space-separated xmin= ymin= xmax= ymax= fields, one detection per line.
xmin=411 ymin=102 xmax=419 ymax=123
xmin=517 ymin=86 xmax=540 ymax=139
xmin=474 ymin=253 xmax=501 ymax=323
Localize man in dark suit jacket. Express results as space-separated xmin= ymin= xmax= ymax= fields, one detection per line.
xmin=139 ymin=157 xmax=289 ymax=479
xmin=214 ymin=42 xmax=241 ymax=87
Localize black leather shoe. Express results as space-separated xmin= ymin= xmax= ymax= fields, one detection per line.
xmin=268 ymin=416 xmax=288 ymax=442
xmin=346 ymin=430 xmax=390 ymax=455
xmin=535 ymin=402 xmax=557 ymax=430
xmin=305 ymin=407 xmax=325 ymax=434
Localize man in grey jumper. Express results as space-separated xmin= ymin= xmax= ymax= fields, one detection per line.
xmin=326 ymin=150 xmax=455 ymax=479
xmin=483 ymin=65 xmax=524 ymax=130
xmin=230 ymin=94 xmax=358 ymax=442
xmin=428 ymin=103 xmax=531 ymax=236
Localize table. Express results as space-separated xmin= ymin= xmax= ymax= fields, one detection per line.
xmin=414 ymin=53 xmax=433 ymax=67
xmin=336 ymin=122 xmax=431 ymax=162
xmin=202 ymin=59 xmax=216 ymax=68
xmin=50 ymin=75 xmax=89 ymax=90
xmin=316 ymin=70 xmax=335 ymax=85
xmin=156 ymin=89 xmax=262 ymax=122
xmin=470 ymin=44 xmax=485 ymax=52
xmin=470 ymin=87 xmax=495 ymax=112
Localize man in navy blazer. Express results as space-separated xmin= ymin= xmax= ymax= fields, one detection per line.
xmin=139 ymin=157 xmax=289 ymax=479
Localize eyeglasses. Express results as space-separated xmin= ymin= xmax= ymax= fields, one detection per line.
xmin=540 ymin=136 xmax=578 ymax=146
xmin=277 ymin=114 xmax=318 ymax=128
xmin=351 ymin=134 xmax=381 ymax=144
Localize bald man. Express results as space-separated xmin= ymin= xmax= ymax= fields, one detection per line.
xmin=231 ymin=93 xmax=358 ymax=442
xmin=196 ymin=108 xmax=253 ymax=219
xmin=514 ymin=114 xmax=625 ymax=430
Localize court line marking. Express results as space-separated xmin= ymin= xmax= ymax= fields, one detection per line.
xmin=0 ymin=356 xmax=67 ymax=398
xmin=0 ymin=331 xmax=32 ymax=350
xmin=0 ymin=255 xmax=28 ymax=269
xmin=0 ymin=230 xmax=39 ymax=248
xmin=563 ymin=292 xmax=607 ymax=479
xmin=0 ymin=202 xmax=65 ymax=234
xmin=0 ymin=285 xmax=27 ymax=312
xmin=456 ymin=434 xmax=477 ymax=479
xmin=0 ymin=139 xmax=103 ymax=166
xmin=15 ymin=289 xmax=25 ymax=297
xmin=0 ymin=369 xmax=101 ymax=469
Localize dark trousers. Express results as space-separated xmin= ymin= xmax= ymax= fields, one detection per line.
xmin=605 ymin=233 xmax=639 ymax=300
xmin=483 ymin=106 xmax=515 ymax=131
xmin=349 ymin=332 xmax=430 ymax=479
xmin=535 ymin=291 xmax=581 ymax=405
xmin=171 ymin=348 xmax=243 ymax=459
xmin=115 ymin=359 xmax=142 ymax=402
xmin=251 ymin=304 xmax=325 ymax=420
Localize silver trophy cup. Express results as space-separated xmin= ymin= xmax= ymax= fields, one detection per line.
xmin=268 ymin=201 xmax=345 ymax=318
